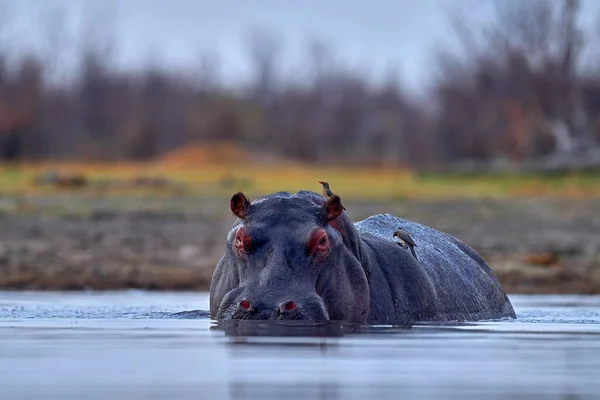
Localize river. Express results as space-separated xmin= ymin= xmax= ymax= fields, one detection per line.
xmin=1 ymin=291 xmax=599 ymax=399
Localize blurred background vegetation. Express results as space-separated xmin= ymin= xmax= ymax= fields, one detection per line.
xmin=1 ymin=0 xmax=600 ymax=176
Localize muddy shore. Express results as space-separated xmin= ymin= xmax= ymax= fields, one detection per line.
xmin=1 ymin=196 xmax=599 ymax=294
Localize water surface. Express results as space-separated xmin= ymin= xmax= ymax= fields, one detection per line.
xmin=1 ymin=291 xmax=599 ymax=399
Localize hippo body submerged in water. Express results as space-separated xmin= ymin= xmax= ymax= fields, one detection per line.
xmin=210 ymin=190 xmax=516 ymax=324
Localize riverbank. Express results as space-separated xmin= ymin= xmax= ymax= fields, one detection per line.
xmin=1 ymin=196 xmax=599 ymax=294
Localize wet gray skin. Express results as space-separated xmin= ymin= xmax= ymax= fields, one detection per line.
xmin=210 ymin=190 xmax=516 ymax=324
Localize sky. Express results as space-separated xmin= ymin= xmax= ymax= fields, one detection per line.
xmin=112 ymin=0 xmax=476 ymax=90
xmin=1 ymin=0 xmax=599 ymax=95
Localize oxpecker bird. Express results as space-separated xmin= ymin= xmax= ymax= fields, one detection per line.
xmin=393 ymin=228 xmax=417 ymax=260
xmin=318 ymin=181 xmax=346 ymax=211
xmin=319 ymin=181 xmax=334 ymax=198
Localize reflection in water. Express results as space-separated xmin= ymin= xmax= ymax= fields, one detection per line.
xmin=212 ymin=319 xmax=347 ymax=339
xmin=230 ymin=382 xmax=340 ymax=400
xmin=211 ymin=319 xmax=414 ymax=338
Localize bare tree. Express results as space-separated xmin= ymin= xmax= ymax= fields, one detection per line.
xmin=246 ymin=28 xmax=281 ymax=106
xmin=431 ymin=0 xmax=600 ymax=169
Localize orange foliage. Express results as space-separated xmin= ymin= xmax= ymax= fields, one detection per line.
xmin=503 ymin=101 xmax=531 ymax=162
xmin=159 ymin=141 xmax=302 ymax=168
xmin=0 ymin=99 xmax=29 ymax=132
xmin=159 ymin=142 xmax=252 ymax=167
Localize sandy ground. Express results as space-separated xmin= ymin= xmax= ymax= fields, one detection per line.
xmin=1 ymin=196 xmax=599 ymax=294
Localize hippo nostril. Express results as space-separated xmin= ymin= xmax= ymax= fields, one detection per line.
xmin=281 ymin=300 xmax=297 ymax=312
xmin=239 ymin=299 xmax=251 ymax=310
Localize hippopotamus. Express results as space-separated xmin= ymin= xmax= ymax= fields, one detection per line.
xmin=210 ymin=189 xmax=516 ymax=324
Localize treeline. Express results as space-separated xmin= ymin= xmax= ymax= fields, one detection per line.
xmin=1 ymin=0 xmax=600 ymax=170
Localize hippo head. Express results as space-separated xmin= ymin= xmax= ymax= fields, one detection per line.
xmin=209 ymin=191 xmax=370 ymax=322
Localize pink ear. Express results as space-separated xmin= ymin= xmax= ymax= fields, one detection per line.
xmin=324 ymin=195 xmax=345 ymax=221
xmin=230 ymin=192 xmax=250 ymax=219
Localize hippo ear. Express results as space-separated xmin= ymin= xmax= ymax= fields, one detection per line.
xmin=230 ymin=192 xmax=251 ymax=219
xmin=324 ymin=194 xmax=345 ymax=221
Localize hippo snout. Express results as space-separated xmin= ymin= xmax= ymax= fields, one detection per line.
xmin=218 ymin=292 xmax=330 ymax=321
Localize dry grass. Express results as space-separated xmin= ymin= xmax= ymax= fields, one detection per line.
xmin=2 ymin=144 xmax=600 ymax=200
xmin=3 ymin=163 xmax=600 ymax=200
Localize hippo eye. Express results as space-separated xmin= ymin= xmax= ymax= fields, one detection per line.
xmin=308 ymin=228 xmax=330 ymax=257
xmin=234 ymin=227 xmax=252 ymax=254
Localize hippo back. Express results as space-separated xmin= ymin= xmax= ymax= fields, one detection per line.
xmin=355 ymin=213 xmax=515 ymax=321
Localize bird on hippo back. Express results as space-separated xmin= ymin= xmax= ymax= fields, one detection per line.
xmin=209 ymin=184 xmax=516 ymax=324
